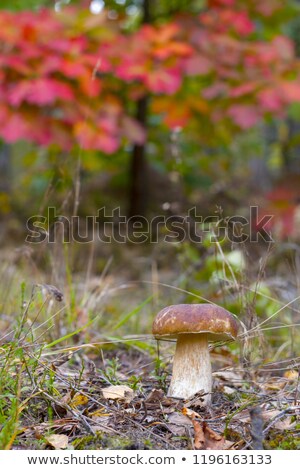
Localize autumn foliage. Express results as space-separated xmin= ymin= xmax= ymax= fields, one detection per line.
xmin=0 ymin=0 xmax=299 ymax=153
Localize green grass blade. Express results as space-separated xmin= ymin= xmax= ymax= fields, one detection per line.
xmin=45 ymin=318 xmax=95 ymax=349
xmin=112 ymin=296 xmax=153 ymax=331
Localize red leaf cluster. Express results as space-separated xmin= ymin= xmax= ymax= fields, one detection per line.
xmin=0 ymin=2 xmax=299 ymax=152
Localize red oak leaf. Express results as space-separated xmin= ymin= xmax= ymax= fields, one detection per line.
xmin=9 ymin=79 xmax=74 ymax=106
xmin=0 ymin=112 xmax=30 ymax=143
xmin=258 ymin=88 xmax=283 ymax=112
xmin=230 ymin=82 xmax=258 ymax=98
xmin=184 ymin=55 xmax=213 ymax=76
xmin=145 ymin=68 xmax=182 ymax=94
xmin=280 ymin=81 xmax=300 ymax=103
xmin=74 ymin=121 xmax=119 ymax=153
xmin=228 ymin=104 xmax=260 ymax=129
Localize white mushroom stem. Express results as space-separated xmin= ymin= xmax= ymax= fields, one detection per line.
xmin=167 ymin=333 xmax=212 ymax=405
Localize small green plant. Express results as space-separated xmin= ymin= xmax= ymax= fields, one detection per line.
xmin=266 ymin=431 xmax=300 ymax=450
xmin=128 ymin=375 xmax=142 ymax=391
xmin=0 ymin=345 xmax=22 ymax=450
xmin=152 ymin=356 xmax=169 ymax=392
xmin=103 ymin=357 xmax=121 ymax=385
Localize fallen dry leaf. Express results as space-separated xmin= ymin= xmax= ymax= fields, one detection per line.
xmin=262 ymin=379 xmax=286 ymax=391
xmin=192 ymin=416 xmax=205 ymax=449
xmin=102 ymin=385 xmax=135 ymax=403
xmin=284 ymin=370 xmax=299 ymax=382
xmin=206 ymin=432 xmax=238 ymax=450
xmin=189 ymin=414 xmax=233 ymax=450
xmin=144 ymin=389 xmax=175 ymax=411
xmin=205 ymin=424 xmax=223 ymax=444
xmin=213 ymin=369 xmax=244 ymax=387
xmin=89 ymin=407 xmax=110 ymax=418
xmin=71 ymin=393 xmax=89 ymax=408
xmin=182 ymin=407 xmax=201 ymax=418
xmin=145 ymin=389 xmax=165 ymax=403
xmin=91 ymin=415 xmax=113 ymax=433
xmin=167 ymin=412 xmax=193 ymax=436
xmin=45 ymin=434 xmax=68 ymax=449
xmin=262 ymin=410 xmax=297 ymax=431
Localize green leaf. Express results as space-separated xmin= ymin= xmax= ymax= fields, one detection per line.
xmin=288 ymin=102 xmax=300 ymax=121
xmin=0 ymin=0 xmax=50 ymax=11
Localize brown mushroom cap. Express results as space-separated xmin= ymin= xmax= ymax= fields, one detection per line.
xmin=152 ymin=303 xmax=239 ymax=342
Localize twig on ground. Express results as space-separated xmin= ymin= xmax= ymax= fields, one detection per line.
xmin=263 ymin=406 xmax=300 ymax=435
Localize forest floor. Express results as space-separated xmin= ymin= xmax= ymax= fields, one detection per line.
xmin=0 ymin=238 xmax=300 ymax=451
xmin=2 ymin=340 xmax=300 ymax=451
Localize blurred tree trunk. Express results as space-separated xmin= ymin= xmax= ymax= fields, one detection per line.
xmin=128 ymin=0 xmax=151 ymax=218
xmin=128 ymin=97 xmax=148 ymax=218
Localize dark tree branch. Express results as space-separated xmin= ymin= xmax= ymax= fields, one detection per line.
xmin=128 ymin=0 xmax=151 ymax=218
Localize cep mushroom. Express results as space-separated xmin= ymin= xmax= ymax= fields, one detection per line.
xmin=152 ymin=304 xmax=239 ymax=406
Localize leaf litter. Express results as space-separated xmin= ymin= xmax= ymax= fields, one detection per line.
xmin=3 ymin=344 xmax=300 ymax=450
